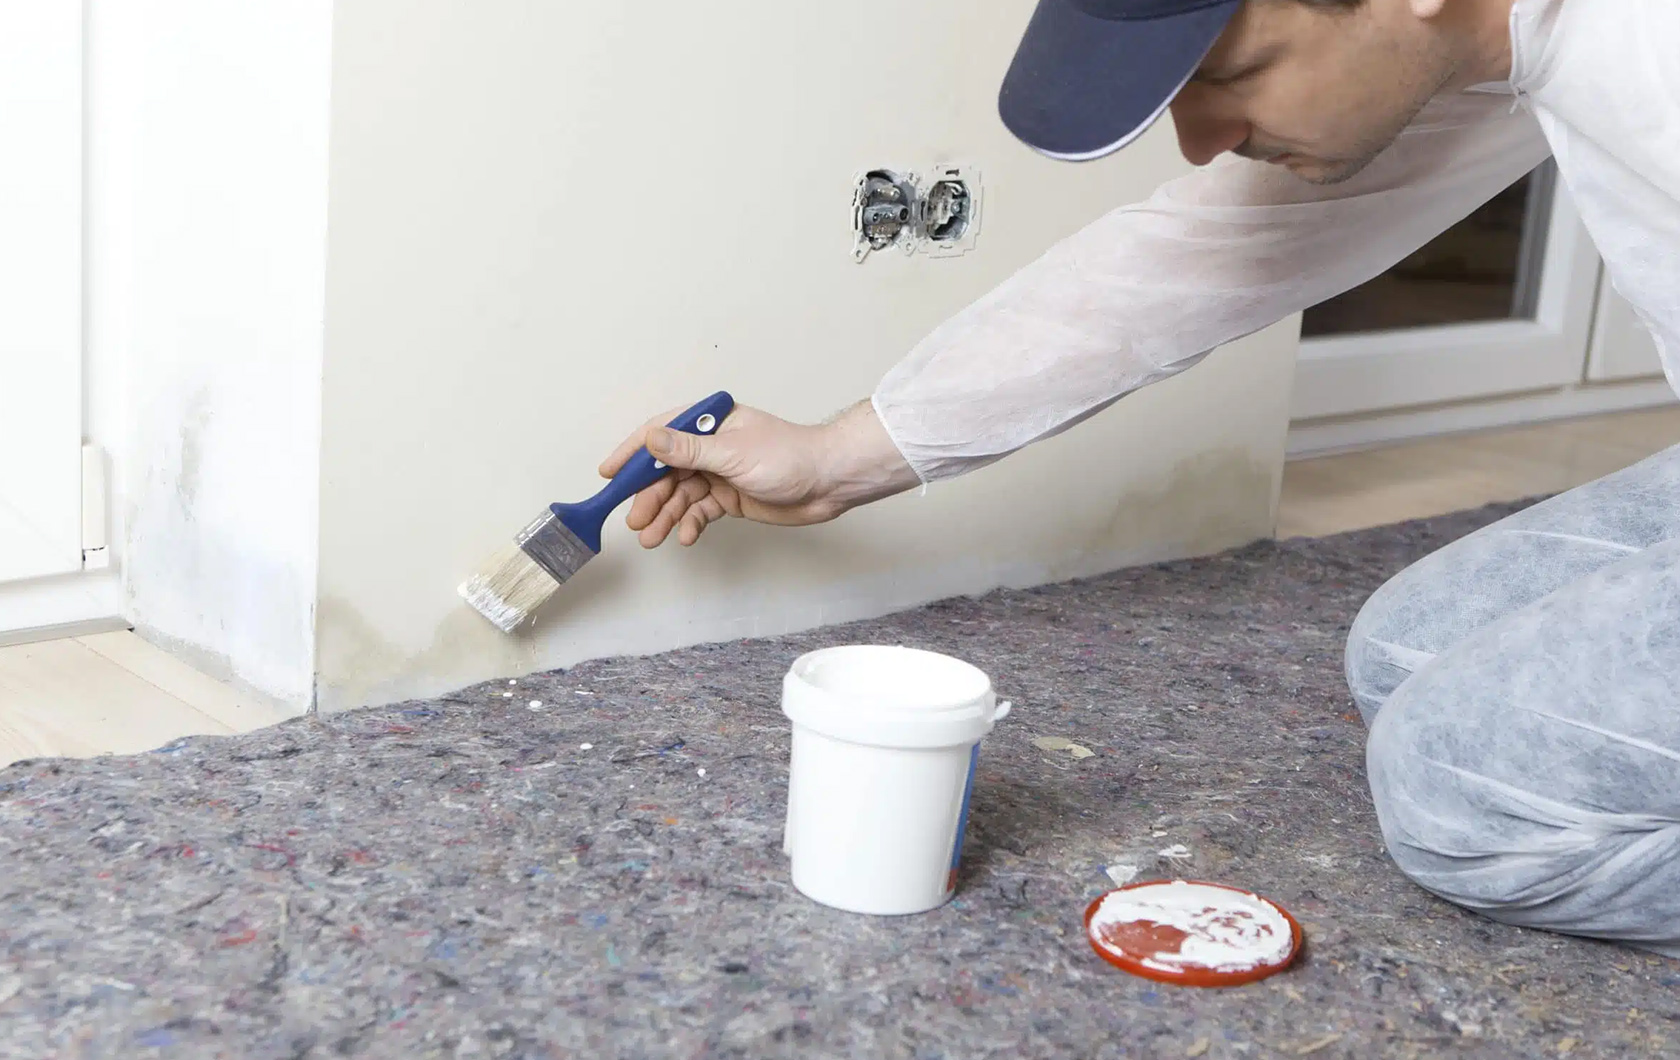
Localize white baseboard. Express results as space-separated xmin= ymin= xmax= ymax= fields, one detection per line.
xmin=1287 ymin=379 xmax=1677 ymax=459
xmin=0 ymin=570 xmax=125 ymax=644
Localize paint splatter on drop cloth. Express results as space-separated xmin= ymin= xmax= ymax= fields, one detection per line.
xmin=1033 ymin=736 xmax=1097 ymax=760
xmin=1105 ymin=864 xmax=1140 ymax=886
xmin=1088 ymin=881 xmax=1293 ymax=976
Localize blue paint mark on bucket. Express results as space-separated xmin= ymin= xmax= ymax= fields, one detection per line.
xmin=946 ymin=744 xmax=981 ymax=893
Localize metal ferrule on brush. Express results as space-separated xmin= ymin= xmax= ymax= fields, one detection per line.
xmin=516 ymin=508 xmax=598 ymax=586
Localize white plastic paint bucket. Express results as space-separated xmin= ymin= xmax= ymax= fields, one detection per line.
xmin=781 ymin=645 xmax=1011 ymax=915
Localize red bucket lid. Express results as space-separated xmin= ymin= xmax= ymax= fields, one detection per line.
xmin=1083 ymin=879 xmax=1302 ymax=987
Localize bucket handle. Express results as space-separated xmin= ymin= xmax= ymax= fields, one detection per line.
xmin=992 ymin=700 xmax=1012 ymax=723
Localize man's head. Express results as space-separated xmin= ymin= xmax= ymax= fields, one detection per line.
xmin=999 ymin=0 xmax=1512 ymax=184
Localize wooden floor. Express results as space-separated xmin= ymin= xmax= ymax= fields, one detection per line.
xmin=1276 ymin=406 xmax=1680 ymax=538
xmin=0 ymin=631 xmax=297 ymax=770
xmin=1 ymin=407 xmax=1677 ymax=770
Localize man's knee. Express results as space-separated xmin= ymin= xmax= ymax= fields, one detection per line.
xmin=1366 ymin=685 xmax=1680 ymax=943
xmin=1364 ymin=698 xmax=1449 ymax=889
xmin=1364 ymin=688 xmax=1521 ymax=912
xmin=1362 ymin=539 xmax=1680 ymax=954
xmin=1345 ymin=573 xmax=1435 ymax=726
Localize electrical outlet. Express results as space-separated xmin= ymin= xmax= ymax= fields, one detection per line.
xmin=852 ymin=169 xmax=918 ymax=261
xmin=851 ymin=164 xmax=982 ymax=262
xmin=917 ymin=164 xmax=982 ymax=259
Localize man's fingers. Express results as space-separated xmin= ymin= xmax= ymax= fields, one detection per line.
xmin=640 ymin=476 xmax=711 ymax=548
xmin=678 ymin=495 xmax=732 ymax=547
xmin=626 ymin=476 xmax=679 ymax=532
xmin=678 ymin=511 xmax=707 ymax=547
xmin=599 ymin=407 xmax=685 ymax=478
xmin=599 ymin=433 xmax=645 ymax=479
xmin=644 ymin=421 xmax=738 ymax=477
xmin=703 ymin=475 xmax=745 ymax=518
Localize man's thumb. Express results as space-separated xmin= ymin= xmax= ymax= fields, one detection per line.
xmin=646 ymin=427 xmax=725 ymax=473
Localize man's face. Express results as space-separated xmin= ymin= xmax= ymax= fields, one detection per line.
xmin=1168 ymin=0 xmax=1467 ymax=184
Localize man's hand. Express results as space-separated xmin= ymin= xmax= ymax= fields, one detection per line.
xmin=598 ymin=400 xmax=919 ymax=548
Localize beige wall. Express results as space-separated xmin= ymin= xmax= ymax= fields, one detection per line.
xmin=315 ymin=0 xmax=1301 ymax=711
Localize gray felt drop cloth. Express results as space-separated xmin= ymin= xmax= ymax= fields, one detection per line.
xmin=2 ymin=503 xmax=1677 ymax=1060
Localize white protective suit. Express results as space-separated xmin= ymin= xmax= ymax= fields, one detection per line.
xmin=873 ymin=0 xmax=1680 ymax=955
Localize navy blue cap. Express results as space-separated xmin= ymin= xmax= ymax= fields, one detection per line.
xmin=1000 ymin=0 xmax=1240 ymax=161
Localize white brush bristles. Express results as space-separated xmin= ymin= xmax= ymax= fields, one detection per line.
xmin=458 ymin=542 xmax=560 ymax=633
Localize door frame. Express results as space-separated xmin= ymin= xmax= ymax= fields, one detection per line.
xmin=1588 ymin=283 xmax=1666 ymax=383
xmin=0 ymin=0 xmax=85 ymax=584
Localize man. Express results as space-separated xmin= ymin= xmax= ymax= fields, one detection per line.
xmin=600 ymin=0 xmax=1680 ymax=955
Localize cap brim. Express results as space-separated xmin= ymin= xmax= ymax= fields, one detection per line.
xmin=999 ymin=0 xmax=1240 ymax=161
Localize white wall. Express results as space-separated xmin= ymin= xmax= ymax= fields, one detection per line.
xmin=314 ymin=0 xmax=1300 ymax=710
xmin=88 ymin=0 xmax=333 ymax=709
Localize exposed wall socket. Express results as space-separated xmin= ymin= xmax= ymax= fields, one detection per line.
xmin=851 ymin=164 xmax=982 ymax=262
xmin=853 ymin=169 xmax=918 ymax=259
xmin=917 ymin=164 xmax=982 ymax=259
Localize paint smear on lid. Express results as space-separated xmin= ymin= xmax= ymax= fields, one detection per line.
xmin=1088 ymin=880 xmax=1293 ymax=977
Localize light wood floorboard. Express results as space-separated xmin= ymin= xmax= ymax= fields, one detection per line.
xmin=0 ymin=632 xmax=294 ymax=769
xmin=1276 ymin=407 xmax=1680 ymax=539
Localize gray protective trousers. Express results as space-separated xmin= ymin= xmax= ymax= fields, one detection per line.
xmin=1347 ymin=444 xmax=1680 ymax=958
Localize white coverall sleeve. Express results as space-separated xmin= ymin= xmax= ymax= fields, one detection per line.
xmin=871 ymin=93 xmax=1554 ymax=482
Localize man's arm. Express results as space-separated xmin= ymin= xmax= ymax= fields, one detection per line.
xmin=874 ymin=92 xmax=1554 ymax=482
xmin=603 ymin=93 xmax=1552 ymax=546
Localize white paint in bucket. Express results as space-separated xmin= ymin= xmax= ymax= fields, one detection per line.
xmin=781 ymin=645 xmax=1011 ymax=915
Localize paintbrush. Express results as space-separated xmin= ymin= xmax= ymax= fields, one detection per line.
xmin=459 ymin=391 xmax=736 ymax=632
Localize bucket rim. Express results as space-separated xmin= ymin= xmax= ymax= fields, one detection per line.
xmin=785 ymin=644 xmax=994 ymax=714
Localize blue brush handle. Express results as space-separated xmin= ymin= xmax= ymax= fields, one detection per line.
xmin=552 ymin=391 xmax=736 ymax=553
